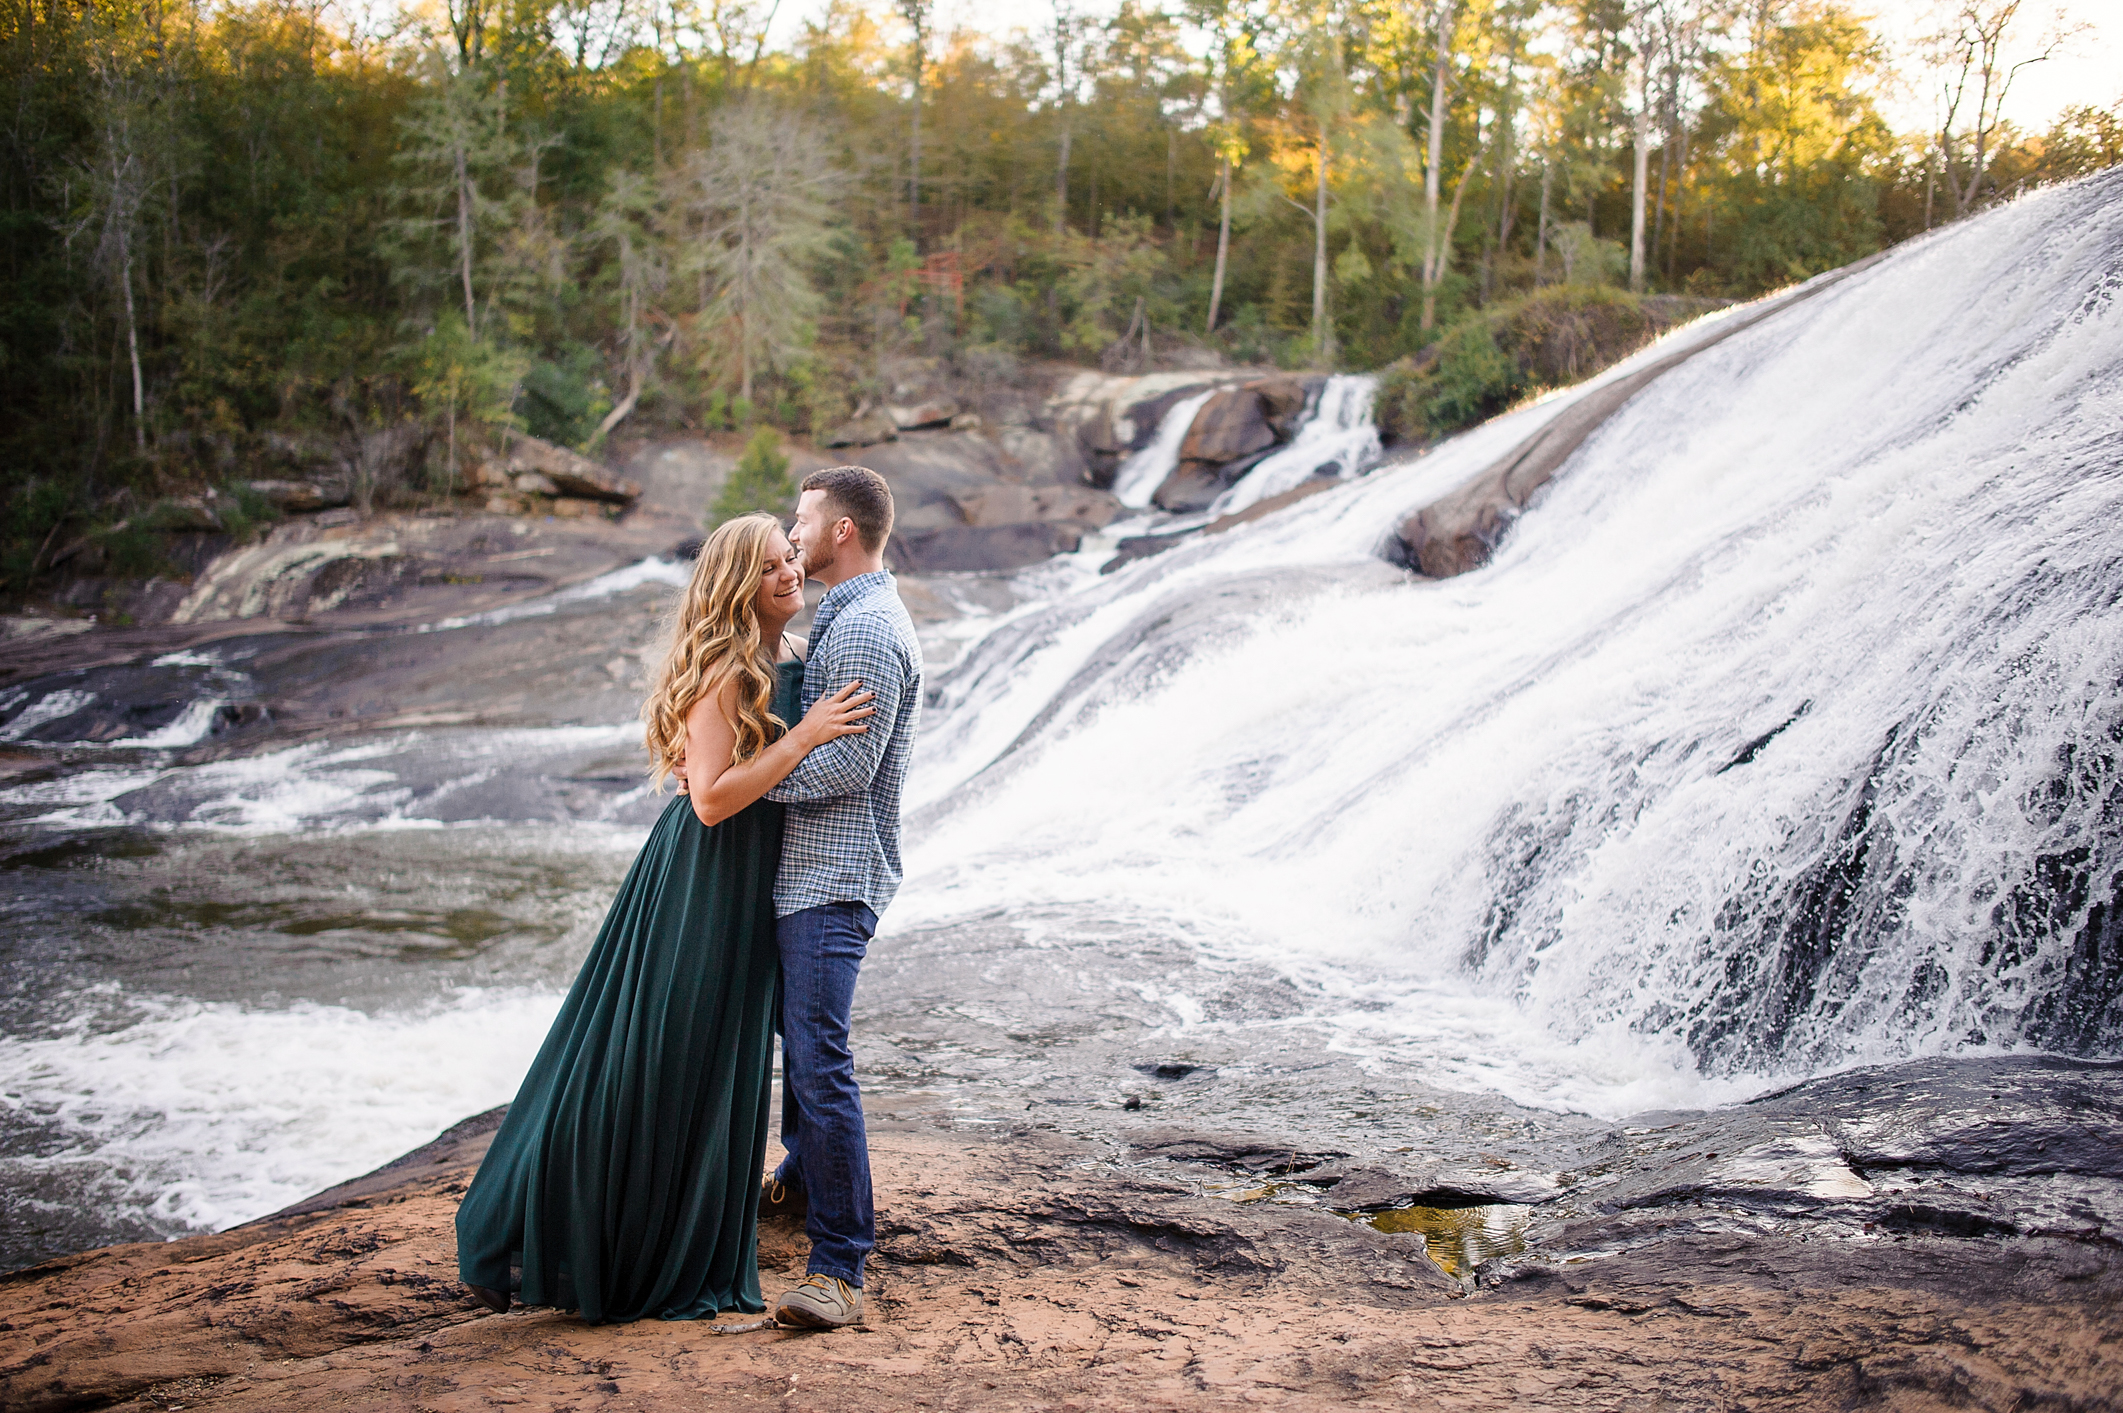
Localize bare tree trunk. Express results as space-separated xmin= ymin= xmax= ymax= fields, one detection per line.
xmin=1050 ymin=1 xmax=1074 ymax=236
xmin=597 ymin=257 xmax=644 ymax=439
xmin=1165 ymin=127 xmax=1176 ymax=227
xmin=1419 ymin=0 xmax=1455 ymax=332
xmin=1485 ymin=86 xmax=1515 ymax=304
xmin=1421 ymin=118 xmax=1481 ymax=329
xmin=1312 ymin=137 xmax=1329 ymax=358
xmin=455 ymin=139 xmax=476 ymax=336
xmin=1629 ymin=102 xmax=1649 ymax=292
xmin=1054 ymin=118 xmax=1071 ymax=233
xmin=121 ymin=248 xmax=145 ymax=453
xmin=1652 ymin=116 xmax=1671 ymax=255
xmin=1534 ymin=157 xmax=1550 ymax=283
xmin=1206 ymin=154 xmax=1231 ymax=333
xmin=738 ymin=173 xmax=754 ymax=403
xmin=905 ymin=1 xmax=926 ymax=233
xmin=1666 ymin=119 xmax=1689 ymax=278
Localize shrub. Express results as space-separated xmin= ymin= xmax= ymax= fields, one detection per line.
xmin=712 ymin=426 xmax=796 ymax=524
xmin=1375 ymin=287 xmax=1725 ymax=443
xmin=521 ymin=344 xmax=614 ymax=450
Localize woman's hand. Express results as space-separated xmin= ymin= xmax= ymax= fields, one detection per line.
xmin=794 ymin=680 xmax=874 ymax=747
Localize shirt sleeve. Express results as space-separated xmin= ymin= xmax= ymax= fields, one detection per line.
xmin=766 ymin=615 xmax=909 ymax=803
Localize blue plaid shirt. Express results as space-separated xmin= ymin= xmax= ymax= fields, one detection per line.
xmin=767 ymin=570 xmax=924 ymax=918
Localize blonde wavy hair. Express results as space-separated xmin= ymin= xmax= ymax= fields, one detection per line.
xmin=642 ymin=513 xmax=789 ymax=791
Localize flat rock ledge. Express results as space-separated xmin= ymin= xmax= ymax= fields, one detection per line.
xmin=4 ymin=1081 xmax=2120 ymax=1413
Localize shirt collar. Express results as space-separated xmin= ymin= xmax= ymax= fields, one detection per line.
xmin=815 ymin=569 xmax=891 ymax=615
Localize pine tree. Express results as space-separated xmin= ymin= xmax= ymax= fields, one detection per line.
xmin=671 ymin=100 xmax=843 ymax=404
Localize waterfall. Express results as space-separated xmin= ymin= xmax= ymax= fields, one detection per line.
xmin=903 ymin=172 xmax=2123 ymax=1085
xmin=1111 ymin=390 xmax=1218 ymax=508
xmin=1211 ymin=374 xmax=1383 ymax=517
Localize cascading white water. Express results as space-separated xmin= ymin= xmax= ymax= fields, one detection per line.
xmin=1111 ymin=389 xmax=1219 ymax=508
xmin=903 ymin=171 xmax=2123 ymax=1085
xmin=1210 ymin=373 xmax=1383 ymax=516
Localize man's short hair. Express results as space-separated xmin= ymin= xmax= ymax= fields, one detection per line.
xmin=802 ymin=465 xmax=894 ymax=553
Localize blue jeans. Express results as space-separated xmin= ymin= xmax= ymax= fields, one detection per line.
xmin=772 ymin=902 xmax=876 ymax=1286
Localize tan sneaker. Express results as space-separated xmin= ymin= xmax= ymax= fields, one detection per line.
xmin=774 ymin=1273 xmax=863 ymax=1329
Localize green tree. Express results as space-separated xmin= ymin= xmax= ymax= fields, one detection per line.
xmin=671 ymin=99 xmax=843 ymax=403
xmin=408 ymin=309 xmax=527 ymax=499
xmin=712 ymin=425 xmax=795 ymax=523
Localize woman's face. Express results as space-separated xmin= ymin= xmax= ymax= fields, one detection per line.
xmin=750 ymin=530 xmax=805 ymax=625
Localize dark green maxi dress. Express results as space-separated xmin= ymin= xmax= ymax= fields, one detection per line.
xmin=455 ymin=659 xmax=801 ymax=1323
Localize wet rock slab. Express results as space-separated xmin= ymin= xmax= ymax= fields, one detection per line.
xmin=3 ymin=1056 xmax=2119 ymax=1412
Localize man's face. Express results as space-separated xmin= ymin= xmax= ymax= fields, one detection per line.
xmin=790 ymin=489 xmax=841 ymax=578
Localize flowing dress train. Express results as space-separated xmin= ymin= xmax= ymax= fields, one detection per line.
xmin=454 ymin=659 xmax=800 ymax=1322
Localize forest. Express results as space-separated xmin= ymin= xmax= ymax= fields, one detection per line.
xmin=2 ymin=0 xmax=2117 ymax=596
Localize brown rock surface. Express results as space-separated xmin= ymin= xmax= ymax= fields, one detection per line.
xmin=501 ymin=435 xmax=642 ymax=504
xmin=886 ymin=396 xmax=961 ymax=430
xmin=889 ymin=522 xmax=1083 ymax=573
xmin=5 ymin=1110 xmax=2117 ymax=1413
xmin=949 ymin=484 xmax=1119 ymax=530
xmin=1177 ymin=387 xmax=1278 ymax=467
xmin=246 ymin=479 xmax=351 ymax=513
xmin=822 ymin=408 xmax=901 ymax=448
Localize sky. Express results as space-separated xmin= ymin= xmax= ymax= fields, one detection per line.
xmin=762 ymin=0 xmax=2118 ymax=134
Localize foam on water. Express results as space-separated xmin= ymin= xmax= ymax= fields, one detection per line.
xmin=1 ymin=722 xmax=648 ymax=833
xmin=423 ymin=554 xmax=693 ymax=632
xmin=109 ymin=699 xmax=226 ymax=749
xmin=0 ymin=985 xmax=562 ymax=1232
xmin=0 ymin=690 xmax=95 ymax=742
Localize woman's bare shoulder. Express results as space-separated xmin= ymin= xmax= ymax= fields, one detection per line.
xmin=782 ymin=632 xmax=808 ymax=662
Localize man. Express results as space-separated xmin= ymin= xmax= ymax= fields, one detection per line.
xmin=762 ymin=465 xmax=923 ymax=1330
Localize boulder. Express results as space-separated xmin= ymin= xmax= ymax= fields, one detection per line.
xmin=1252 ymin=375 xmax=1313 ymax=436
xmin=1179 ymin=388 xmax=1278 ymax=466
xmin=885 ymin=396 xmax=960 ymax=430
xmin=888 ymin=522 xmax=1083 ymax=573
xmin=619 ymin=439 xmax=738 ymax=518
xmin=502 ymin=434 xmax=640 ymax=503
xmin=150 ymin=494 xmax=225 ymax=532
xmin=993 ymin=425 xmax=1084 ymax=485
xmin=1046 ymin=372 xmax=1244 ymax=488
xmin=1150 ymin=446 xmax=1277 ymax=513
xmin=1150 ymin=465 xmax=1227 ymax=513
xmin=822 ymin=408 xmax=900 ymax=448
xmin=246 ymin=479 xmax=350 ymax=513
xmin=512 ymin=471 xmax=560 ymax=496
xmin=950 ymin=484 xmax=1119 ymax=529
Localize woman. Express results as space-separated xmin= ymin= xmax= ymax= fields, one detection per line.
xmin=456 ymin=513 xmax=872 ymax=1323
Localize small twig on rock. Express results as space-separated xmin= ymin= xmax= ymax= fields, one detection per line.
xmin=706 ymin=1317 xmax=779 ymax=1335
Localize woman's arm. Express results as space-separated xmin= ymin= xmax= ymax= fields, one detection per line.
xmin=683 ymin=678 xmax=873 ymax=827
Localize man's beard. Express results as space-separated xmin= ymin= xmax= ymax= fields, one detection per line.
xmin=801 ymin=537 xmax=838 ymax=579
